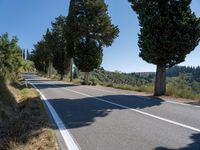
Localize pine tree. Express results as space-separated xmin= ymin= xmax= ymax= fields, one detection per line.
xmin=72 ymin=0 xmax=119 ymax=84
xmin=128 ymin=0 xmax=200 ymax=96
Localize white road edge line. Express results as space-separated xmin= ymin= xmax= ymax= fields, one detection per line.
xmin=27 ymin=81 xmax=81 ymax=150
xmin=65 ymin=87 xmax=200 ymax=132
xmin=44 ymin=82 xmax=200 ymax=133
xmin=82 ymin=86 xmax=200 ymax=108
xmin=35 ymin=76 xmax=200 ymax=108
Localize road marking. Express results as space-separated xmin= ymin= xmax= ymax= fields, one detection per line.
xmin=27 ymin=81 xmax=81 ymax=150
xmin=42 ymin=82 xmax=200 ymax=133
xmin=26 ymin=74 xmax=200 ymax=108
xmin=27 ymin=76 xmax=200 ymax=134
xmin=64 ymin=87 xmax=200 ymax=132
xmin=82 ymin=86 xmax=200 ymax=108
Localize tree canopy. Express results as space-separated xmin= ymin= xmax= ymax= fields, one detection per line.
xmin=31 ymin=16 xmax=70 ymax=80
xmin=0 ymin=33 xmax=23 ymax=80
xmin=70 ymin=0 xmax=119 ymax=83
xmin=129 ymin=0 xmax=200 ymax=95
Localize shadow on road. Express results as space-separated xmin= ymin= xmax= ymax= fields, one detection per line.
xmin=155 ymin=133 xmax=200 ymax=150
xmin=47 ymin=95 xmax=200 ymax=150
xmin=48 ymin=94 xmax=163 ymax=129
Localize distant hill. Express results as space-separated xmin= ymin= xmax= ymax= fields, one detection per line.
xmin=90 ymin=66 xmax=200 ymax=85
xmin=167 ymin=66 xmax=200 ymax=82
xmin=91 ymin=69 xmax=154 ymax=86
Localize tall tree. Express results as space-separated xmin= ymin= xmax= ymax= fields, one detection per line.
xmin=32 ymin=40 xmax=49 ymax=73
xmin=128 ymin=0 xmax=200 ymax=96
xmin=72 ymin=0 xmax=119 ymax=84
xmin=65 ymin=0 xmax=79 ymax=82
xmin=26 ymin=49 xmax=31 ymax=60
xmin=51 ymin=16 xmax=70 ymax=80
xmin=43 ymin=29 xmax=54 ymax=77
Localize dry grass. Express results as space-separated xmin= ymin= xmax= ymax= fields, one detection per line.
xmin=0 ymin=80 xmax=59 ymax=150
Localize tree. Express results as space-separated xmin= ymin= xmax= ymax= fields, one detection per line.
xmin=128 ymin=0 xmax=200 ymax=96
xmin=22 ymin=60 xmax=35 ymax=72
xmin=31 ymin=16 xmax=71 ymax=80
xmin=32 ymin=40 xmax=49 ymax=73
xmin=26 ymin=49 xmax=31 ymax=60
xmin=72 ymin=0 xmax=119 ymax=84
xmin=65 ymin=0 xmax=80 ymax=82
xmin=0 ymin=33 xmax=23 ymax=80
xmin=51 ymin=16 xmax=70 ymax=80
xmin=43 ymin=29 xmax=54 ymax=78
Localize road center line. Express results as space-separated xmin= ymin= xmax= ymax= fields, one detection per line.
xmin=44 ymin=82 xmax=200 ymax=133
xmin=82 ymin=86 xmax=200 ymax=108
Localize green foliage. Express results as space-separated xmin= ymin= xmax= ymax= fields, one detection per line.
xmin=75 ymin=39 xmax=103 ymax=72
xmin=167 ymin=66 xmax=200 ymax=82
xmin=31 ymin=16 xmax=70 ymax=79
xmin=91 ymin=69 xmax=153 ymax=87
xmin=129 ymin=0 xmax=200 ymax=95
xmin=129 ymin=0 xmax=200 ymax=67
xmin=51 ymin=16 xmax=70 ymax=78
xmin=0 ymin=33 xmax=23 ymax=80
xmin=22 ymin=60 xmax=35 ymax=72
xmin=166 ymin=74 xmax=200 ymax=100
xmin=71 ymin=0 xmax=119 ymax=73
xmin=31 ymin=40 xmax=49 ymax=73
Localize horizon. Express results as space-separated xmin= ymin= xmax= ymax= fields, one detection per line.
xmin=0 ymin=0 xmax=200 ymax=73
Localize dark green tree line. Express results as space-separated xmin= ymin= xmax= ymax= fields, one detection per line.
xmin=31 ymin=16 xmax=70 ymax=80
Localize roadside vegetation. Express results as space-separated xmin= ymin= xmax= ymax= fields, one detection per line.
xmin=40 ymin=66 xmax=200 ymax=102
xmin=0 ymin=33 xmax=58 ymax=150
xmin=90 ymin=67 xmax=200 ymax=101
xmin=0 ymin=80 xmax=59 ymax=150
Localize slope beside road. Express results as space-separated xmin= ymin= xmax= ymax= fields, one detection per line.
xmin=23 ymin=73 xmax=200 ymax=150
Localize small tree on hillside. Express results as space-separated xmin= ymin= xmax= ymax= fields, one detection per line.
xmin=72 ymin=0 xmax=119 ymax=84
xmin=128 ymin=0 xmax=200 ymax=96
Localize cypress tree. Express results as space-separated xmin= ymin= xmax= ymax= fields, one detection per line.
xmin=72 ymin=0 xmax=119 ymax=84
xmin=128 ymin=0 xmax=200 ymax=95
xmin=51 ymin=16 xmax=70 ymax=80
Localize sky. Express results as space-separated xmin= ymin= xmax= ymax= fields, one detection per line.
xmin=0 ymin=0 xmax=200 ymax=73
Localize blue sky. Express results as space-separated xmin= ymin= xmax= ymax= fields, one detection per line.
xmin=0 ymin=0 xmax=199 ymax=73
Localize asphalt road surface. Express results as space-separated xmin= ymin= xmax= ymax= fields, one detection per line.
xmin=24 ymin=73 xmax=200 ymax=150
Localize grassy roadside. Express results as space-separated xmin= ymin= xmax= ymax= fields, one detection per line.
xmin=40 ymin=73 xmax=200 ymax=103
xmin=0 ymin=79 xmax=59 ymax=150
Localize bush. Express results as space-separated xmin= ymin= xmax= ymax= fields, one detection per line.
xmin=166 ymin=74 xmax=200 ymax=100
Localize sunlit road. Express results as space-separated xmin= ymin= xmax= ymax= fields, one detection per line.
xmin=24 ymin=73 xmax=200 ymax=150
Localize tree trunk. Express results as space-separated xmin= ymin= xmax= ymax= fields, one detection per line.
xmin=84 ymin=72 xmax=90 ymax=85
xmin=48 ymin=61 xmax=52 ymax=78
xmin=60 ymin=73 xmax=64 ymax=81
xmin=154 ymin=65 xmax=166 ymax=96
xmin=70 ymin=58 xmax=73 ymax=82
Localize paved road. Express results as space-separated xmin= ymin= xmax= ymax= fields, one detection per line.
xmin=24 ymin=73 xmax=200 ymax=150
